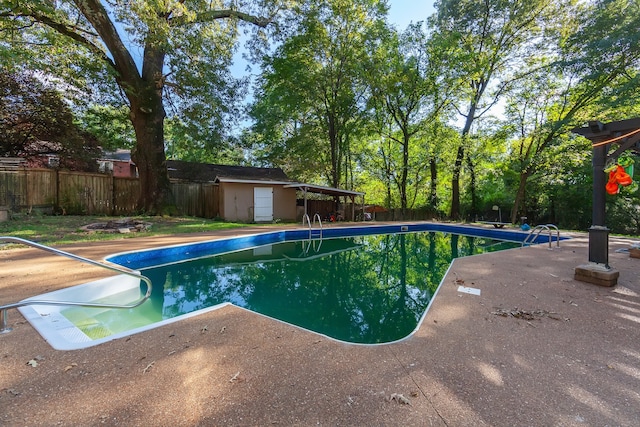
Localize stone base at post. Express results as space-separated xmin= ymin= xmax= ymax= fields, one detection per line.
xmin=574 ymin=263 xmax=619 ymax=287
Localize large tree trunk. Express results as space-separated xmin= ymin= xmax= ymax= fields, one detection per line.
xmin=129 ymin=94 xmax=172 ymax=214
xmin=127 ymin=47 xmax=173 ymax=214
xmin=451 ymin=103 xmax=476 ymax=219
xmin=450 ymin=145 xmax=464 ymax=219
xmin=429 ymin=156 xmax=438 ymax=210
xmin=466 ymin=155 xmax=478 ymax=220
xmin=399 ymin=130 xmax=409 ymax=218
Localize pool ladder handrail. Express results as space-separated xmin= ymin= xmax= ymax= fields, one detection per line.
xmin=522 ymin=224 xmax=560 ymax=249
xmin=0 ymin=236 xmax=153 ymax=334
xmin=301 ymin=213 xmax=323 ymax=255
xmin=302 ymin=213 xmax=323 ymax=240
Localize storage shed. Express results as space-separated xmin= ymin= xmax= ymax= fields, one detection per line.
xmin=166 ymin=160 xmax=365 ymax=223
xmin=167 ymin=160 xmax=296 ymax=222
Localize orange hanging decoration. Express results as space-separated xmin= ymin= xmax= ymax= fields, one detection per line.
xmin=605 ymin=157 xmax=636 ymax=195
xmin=613 ymin=166 xmax=632 ymax=186
xmin=606 ymin=173 xmax=619 ymax=194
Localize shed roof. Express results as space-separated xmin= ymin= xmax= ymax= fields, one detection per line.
xmin=167 ymin=160 xmax=291 ymax=183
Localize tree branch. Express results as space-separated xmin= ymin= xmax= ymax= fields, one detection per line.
xmin=3 ymin=10 xmax=116 ymax=71
xmin=72 ymin=0 xmax=140 ymax=85
xmin=169 ymin=9 xmax=273 ymax=28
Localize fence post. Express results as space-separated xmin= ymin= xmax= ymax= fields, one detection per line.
xmin=109 ymin=173 xmax=115 ymax=215
xmin=55 ymin=168 xmax=60 ymax=212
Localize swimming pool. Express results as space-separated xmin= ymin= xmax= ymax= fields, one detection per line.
xmin=18 ymin=223 xmax=560 ymax=350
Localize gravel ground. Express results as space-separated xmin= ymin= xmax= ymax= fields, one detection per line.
xmin=1 ymin=224 xmax=639 ymax=426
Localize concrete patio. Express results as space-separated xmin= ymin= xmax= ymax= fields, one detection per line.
xmin=1 ymin=224 xmax=639 ymax=426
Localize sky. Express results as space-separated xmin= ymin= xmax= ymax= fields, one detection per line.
xmin=387 ymin=1 xmax=435 ymax=29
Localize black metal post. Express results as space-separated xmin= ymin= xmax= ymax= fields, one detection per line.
xmin=589 ymin=143 xmax=609 ymax=267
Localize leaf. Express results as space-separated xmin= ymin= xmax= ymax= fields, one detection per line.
xmin=142 ymin=361 xmax=155 ymax=374
xmin=389 ymin=392 xmax=411 ymax=405
xmin=26 ymin=359 xmax=38 ymax=367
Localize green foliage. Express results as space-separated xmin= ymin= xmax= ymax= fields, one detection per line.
xmin=0 ymin=0 xmax=294 ymax=212
xmin=607 ymin=194 xmax=640 ymax=236
xmin=0 ymin=69 xmax=101 ymax=170
xmin=362 ymin=22 xmax=447 ymax=213
xmin=165 ymin=117 xmax=245 ymax=164
xmin=2 ymin=0 xmax=640 ymax=235
xmin=76 ymin=105 xmax=135 ymax=151
xmin=526 ymin=136 xmax=593 ymax=229
xmin=250 ymin=0 xmax=387 ymax=187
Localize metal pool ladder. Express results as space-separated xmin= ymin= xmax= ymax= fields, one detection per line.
xmin=0 ymin=236 xmax=153 ymax=334
xmin=522 ymin=224 xmax=560 ymax=249
xmin=302 ymin=213 xmax=323 ymax=240
xmin=301 ymin=213 xmax=323 ymax=255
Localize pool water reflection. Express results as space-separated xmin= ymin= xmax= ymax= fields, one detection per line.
xmin=63 ymin=232 xmax=518 ymax=344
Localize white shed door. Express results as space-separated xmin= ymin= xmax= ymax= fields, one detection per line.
xmin=254 ymin=187 xmax=273 ymax=222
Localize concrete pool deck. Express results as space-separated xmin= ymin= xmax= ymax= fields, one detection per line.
xmin=1 ymin=223 xmax=639 ymax=426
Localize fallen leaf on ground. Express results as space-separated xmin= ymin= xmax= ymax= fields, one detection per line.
xmin=491 ymin=307 xmax=561 ymax=321
xmin=229 ymin=371 xmax=241 ymax=383
xmin=63 ymin=363 xmax=78 ymax=372
xmin=142 ymin=361 xmax=155 ymax=373
xmin=389 ymin=393 xmax=411 ymax=405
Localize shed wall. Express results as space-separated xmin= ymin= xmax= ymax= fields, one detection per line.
xmin=220 ymin=182 xmax=296 ymax=222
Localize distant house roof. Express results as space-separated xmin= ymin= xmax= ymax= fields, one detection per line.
xmin=0 ymin=157 xmax=27 ymax=170
xmin=166 ymin=160 xmax=291 ymax=183
xmin=100 ymin=149 xmax=134 ymax=162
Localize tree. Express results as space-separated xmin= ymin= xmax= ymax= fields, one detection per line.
xmin=250 ymin=0 xmax=387 ymax=189
xmin=164 ymin=118 xmax=245 ymax=164
xmin=505 ymin=0 xmax=640 ymax=223
xmin=1 ymin=0 xmax=289 ymax=213
xmin=429 ymin=0 xmax=557 ymax=220
xmin=364 ymin=23 xmax=447 ymax=216
xmin=0 ymin=69 xmax=100 ymax=170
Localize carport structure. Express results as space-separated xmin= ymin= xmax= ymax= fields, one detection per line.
xmin=284 ymin=183 xmax=365 ymax=222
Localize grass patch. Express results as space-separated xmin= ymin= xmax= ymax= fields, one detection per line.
xmin=0 ymin=214 xmax=252 ymax=247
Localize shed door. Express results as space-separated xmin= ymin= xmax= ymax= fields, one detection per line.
xmin=254 ymin=187 xmax=273 ymax=222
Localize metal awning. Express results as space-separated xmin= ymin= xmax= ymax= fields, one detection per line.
xmin=283 ymin=183 xmax=366 ymax=221
xmin=283 ymin=183 xmax=364 ymax=197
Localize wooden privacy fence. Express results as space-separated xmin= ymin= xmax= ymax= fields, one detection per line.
xmin=171 ymin=182 xmax=219 ymax=218
xmin=0 ymin=168 xmax=219 ymax=217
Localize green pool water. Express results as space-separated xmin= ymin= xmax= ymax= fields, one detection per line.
xmin=61 ymin=232 xmax=519 ymax=344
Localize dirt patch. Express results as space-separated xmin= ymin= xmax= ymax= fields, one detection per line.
xmin=80 ymin=218 xmax=151 ymax=234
